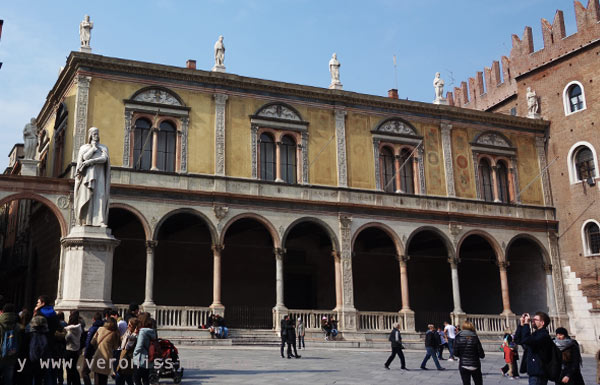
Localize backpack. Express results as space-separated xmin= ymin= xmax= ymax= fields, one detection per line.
xmin=148 ymin=338 xmax=162 ymax=362
xmin=1 ymin=328 xmax=18 ymax=358
xmin=29 ymin=332 xmax=50 ymax=362
xmin=543 ymin=342 xmax=563 ymax=382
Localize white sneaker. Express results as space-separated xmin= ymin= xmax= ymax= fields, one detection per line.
xmin=447 ymin=358 xmax=454 ymax=361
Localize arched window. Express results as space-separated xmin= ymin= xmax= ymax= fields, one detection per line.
xmin=575 ymin=146 xmax=596 ymax=182
xmin=496 ymin=161 xmax=510 ymax=203
xmin=133 ymin=118 xmax=152 ymax=170
xmin=380 ymin=146 xmax=396 ymax=193
xmin=584 ymin=221 xmax=600 ymax=255
xmin=563 ymin=81 xmax=586 ymax=115
xmin=157 ymin=120 xmax=176 ymax=172
xmin=259 ymin=133 xmax=276 ymax=181
xmin=479 ymin=158 xmax=494 ymax=202
xmin=280 ymin=135 xmax=297 ymax=184
xmin=399 ymin=148 xmax=414 ymax=194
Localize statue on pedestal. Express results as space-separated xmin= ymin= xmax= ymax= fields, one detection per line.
xmin=23 ymin=118 xmax=38 ymax=160
xmin=329 ymin=53 xmax=342 ymax=89
xmin=433 ymin=72 xmax=445 ymax=101
xmin=79 ymin=15 xmax=93 ymax=51
xmin=213 ymin=36 xmax=226 ymax=72
xmin=74 ymin=127 xmax=110 ymax=227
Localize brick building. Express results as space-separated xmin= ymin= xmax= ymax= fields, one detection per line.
xmin=448 ymin=0 xmax=600 ymax=351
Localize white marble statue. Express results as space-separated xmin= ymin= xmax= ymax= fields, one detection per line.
xmin=23 ymin=118 xmax=38 ymax=160
xmin=433 ymin=72 xmax=445 ymax=101
xmin=79 ymin=15 xmax=93 ymax=50
xmin=329 ymin=53 xmax=341 ymax=86
xmin=527 ymin=87 xmax=539 ymax=116
xmin=213 ymin=35 xmax=225 ymax=71
xmin=74 ymin=127 xmax=110 ymax=227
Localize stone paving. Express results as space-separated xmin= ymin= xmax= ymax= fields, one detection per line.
xmin=169 ymin=346 xmax=598 ymax=384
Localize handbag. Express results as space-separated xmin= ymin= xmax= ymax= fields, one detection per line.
xmin=116 ymin=347 xmax=134 ymax=375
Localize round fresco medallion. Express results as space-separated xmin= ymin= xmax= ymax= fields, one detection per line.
xmin=428 ymin=152 xmax=439 ymax=165
xmin=457 ymin=155 xmax=468 ymax=168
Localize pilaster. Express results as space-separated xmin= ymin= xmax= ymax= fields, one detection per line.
xmin=441 ymin=122 xmax=455 ymax=197
xmin=214 ymin=93 xmax=228 ymax=176
xmin=535 ymin=136 xmax=553 ymax=206
xmin=334 ymin=109 xmax=348 ymax=187
xmin=338 ymin=214 xmax=357 ymax=331
xmin=71 ymin=74 xmax=92 ymax=177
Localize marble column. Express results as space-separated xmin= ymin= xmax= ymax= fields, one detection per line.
xmin=214 ymin=93 xmax=228 ymax=176
xmin=210 ymin=244 xmax=225 ymax=315
xmin=441 ymin=122 xmax=456 ymax=197
xmin=394 ymin=155 xmax=402 ymax=193
xmin=498 ymin=261 xmax=513 ymax=315
xmin=333 ymin=251 xmax=343 ymax=310
xmin=544 ymin=263 xmax=558 ymax=316
xmin=398 ymin=254 xmax=415 ymax=330
xmin=150 ymin=127 xmax=159 ymax=171
xmin=143 ymin=240 xmax=157 ymax=307
xmin=448 ymin=256 xmax=464 ymax=314
xmin=273 ymin=247 xmax=288 ymax=331
xmin=334 ymin=109 xmax=348 ymax=187
xmin=275 ymin=141 xmax=283 ymax=183
xmin=491 ymin=166 xmax=501 ymax=202
xmin=338 ymin=214 xmax=357 ymax=332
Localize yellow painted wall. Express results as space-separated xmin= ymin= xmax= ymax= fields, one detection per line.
xmin=226 ymin=96 xmax=260 ymax=178
xmin=307 ymin=108 xmax=336 ymax=186
xmin=513 ymin=135 xmax=543 ymax=205
xmin=421 ymin=123 xmax=446 ymax=196
xmin=346 ymin=112 xmax=375 ymax=189
xmin=41 ymin=115 xmax=56 ymax=177
xmin=452 ymin=127 xmax=477 ymax=199
xmin=184 ymin=90 xmax=213 ymax=175
xmin=61 ymin=88 xmax=77 ymax=174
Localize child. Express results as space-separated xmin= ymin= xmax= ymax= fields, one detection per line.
xmin=501 ymin=334 xmax=519 ymax=379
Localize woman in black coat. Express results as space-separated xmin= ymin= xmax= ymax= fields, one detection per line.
xmin=453 ymin=321 xmax=485 ymax=385
xmin=554 ymin=327 xmax=585 ymax=385
xmin=286 ymin=319 xmax=301 ymax=359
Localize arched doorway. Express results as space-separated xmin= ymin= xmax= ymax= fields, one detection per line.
xmin=222 ymin=218 xmax=275 ymax=328
xmin=283 ymin=221 xmax=336 ymax=311
xmin=458 ymin=234 xmax=502 ymax=314
xmin=352 ymin=226 xmax=401 ymax=311
xmin=407 ymin=229 xmax=453 ymax=331
xmin=507 ymin=237 xmax=548 ymax=314
xmin=154 ymin=212 xmax=213 ymax=306
xmin=109 ymin=208 xmax=147 ymax=305
xmin=0 ymin=197 xmax=62 ymax=310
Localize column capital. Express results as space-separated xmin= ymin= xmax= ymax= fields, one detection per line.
xmin=497 ymin=260 xmax=510 ymax=271
xmin=332 ymin=251 xmax=341 ymax=260
xmin=145 ymin=240 xmax=158 ymax=251
xmin=543 ymin=263 xmax=552 ymax=274
xmin=213 ymin=93 xmax=229 ymax=105
xmin=447 ymin=255 xmax=460 ymax=267
xmin=274 ymin=247 xmax=286 ymax=260
xmin=440 ymin=121 xmax=453 ymax=132
xmin=397 ymin=254 xmax=410 ymax=263
xmin=334 ymin=109 xmax=347 ymax=119
xmin=212 ymin=243 xmax=224 ymax=253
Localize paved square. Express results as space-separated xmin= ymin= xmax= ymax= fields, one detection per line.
xmin=172 ymin=346 xmax=597 ymax=384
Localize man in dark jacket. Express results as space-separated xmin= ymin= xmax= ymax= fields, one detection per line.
xmin=384 ymin=322 xmax=407 ymax=370
xmin=0 ymin=303 xmax=21 ymax=385
xmin=124 ymin=303 xmax=139 ymax=323
xmin=280 ymin=315 xmax=289 ymax=358
xmin=420 ymin=324 xmax=444 ymax=370
xmin=515 ymin=311 xmax=554 ymax=385
xmin=34 ymin=295 xmax=61 ymax=385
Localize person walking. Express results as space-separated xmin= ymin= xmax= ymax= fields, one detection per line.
xmin=501 ymin=334 xmax=519 ymax=379
xmin=420 ymin=324 xmax=444 ymax=370
xmin=296 ymin=317 xmax=305 ymax=350
xmin=453 ymin=320 xmax=485 ymax=385
xmin=515 ymin=311 xmax=555 ymax=385
xmin=384 ymin=322 xmax=407 ymax=370
xmin=554 ymin=327 xmax=585 ymax=385
xmin=444 ymin=321 xmax=457 ymax=361
xmin=437 ymin=326 xmax=448 ymax=360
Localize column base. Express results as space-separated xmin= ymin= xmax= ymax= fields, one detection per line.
xmin=141 ymin=302 xmax=157 ymax=318
xmin=19 ymin=159 xmax=39 ymax=176
xmin=210 ymin=303 xmax=225 ymax=316
xmin=500 ymin=309 xmax=515 ymax=316
xmin=338 ymin=306 xmax=357 ymax=332
xmin=450 ymin=311 xmax=467 ymax=328
xmin=272 ymin=305 xmax=288 ymax=331
xmin=399 ymin=309 xmax=415 ymax=331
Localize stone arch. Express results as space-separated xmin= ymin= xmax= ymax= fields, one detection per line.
xmin=0 ymin=193 xmax=67 ymax=237
xmin=153 ymin=208 xmax=217 ymax=244
xmin=282 ymin=217 xmax=339 ymax=252
xmin=130 ymin=86 xmax=185 ymax=107
xmin=220 ymin=213 xmax=280 ymax=248
xmin=109 ymin=202 xmax=151 ymax=240
xmin=351 ymin=222 xmax=404 ymax=256
xmin=456 ymin=229 xmax=503 ymax=262
xmin=405 ymin=225 xmax=454 ymax=258
xmin=505 ymin=233 xmax=550 ymax=265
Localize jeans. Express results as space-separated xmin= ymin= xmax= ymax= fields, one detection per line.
xmin=420 ymin=347 xmax=442 ymax=369
xmin=298 ymin=335 xmax=305 ymax=349
xmin=0 ymin=362 xmax=15 ymax=385
xmin=528 ymin=376 xmax=548 ymax=385
xmin=384 ymin=347 xmax=406 ymax=368
xmin=115 ymin=372 xmax=134 ymax=385
xmin=447 ymin=338 xmax=455 ymax=358
xmin=459 ymin=367 xmax=483 ymax=385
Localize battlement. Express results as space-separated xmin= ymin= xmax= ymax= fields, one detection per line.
xmin=448 ymin=0 xmax=600 ymax=110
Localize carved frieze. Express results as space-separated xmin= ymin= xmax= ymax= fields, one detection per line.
xmin=258 ymin=104 xmax=301 ymax=121
xmin=133 ymin=89 xmax=182 ymax=106
xmin=377 ymin=119 xmax=417 ymax=136
xmin=476 ymin=132 xmax=510 ymax=148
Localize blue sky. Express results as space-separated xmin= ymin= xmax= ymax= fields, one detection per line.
xmin=0 ymin=0 xmax=578 ymax=170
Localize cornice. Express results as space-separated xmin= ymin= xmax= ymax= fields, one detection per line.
xmin=37 ymin=52 xmax=549 ymax=134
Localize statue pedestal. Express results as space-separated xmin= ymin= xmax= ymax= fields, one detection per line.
xmin=212 ymin=64 xmax=226 ymax=73
xmin=56 ymin=225 xmax=120 ymax=313
xmin=79 ymin=46 xmax=92 ymax=53
xmin=433 ymin=97 xmax=449 ymax=105
xmin=19 ymin=159 xmax=39 ymax=176
xmin=329 ymin=82 xmax=343 ymax=90
xmin=528 ymin=112 xmax=541 ymax=119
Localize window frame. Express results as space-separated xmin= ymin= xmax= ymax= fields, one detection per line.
xmin=581 ymin=219 xmax=600 ymax=256
xmin=563 ymin=81 xmax=587 ymax=116
xmin=567 ymin=141 xmax=599 ymax=185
